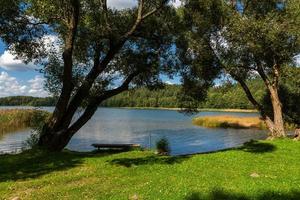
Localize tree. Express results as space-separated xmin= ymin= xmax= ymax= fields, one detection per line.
xmin=1 ymin=0 xmax=181 ymax=151
xmin=262 ymin=66 xmax=300 ymax=137
xmin=182 ymin=0 xmax=300 ymax=138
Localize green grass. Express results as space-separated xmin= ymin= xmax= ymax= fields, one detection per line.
xmin=0 ymin=139 xmax=300 ymax=199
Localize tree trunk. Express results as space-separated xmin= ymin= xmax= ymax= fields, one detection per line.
xmin=233 ymin=75 xmax=285 ymax=138
xmin=294 ymin=128 xmax=300 ymax=141
xmin=37 ymin=72 xmax=139 ymax=151
xmin=35 ymin=2 xmax=166 ymax=152
xmin=267 ymin=85 xmax=286 ymax=138
xmin=38 ymin=129 xmax=73 ymax=151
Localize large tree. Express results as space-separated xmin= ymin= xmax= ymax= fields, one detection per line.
xmin=1 ymin=0 xmax=181 ymax=151
xmin=182 ymin=0 xmax=300 ymax=138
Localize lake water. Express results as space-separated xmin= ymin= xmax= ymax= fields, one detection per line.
xmin=0 ymin=107 xmax=267 ymax=155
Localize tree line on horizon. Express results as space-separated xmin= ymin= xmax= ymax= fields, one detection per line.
xmin=1 ymin=65 xmax=299 ymax=127
xmin=0 ymin=80 xmax=263 ymax=109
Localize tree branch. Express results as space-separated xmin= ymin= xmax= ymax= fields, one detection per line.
xmin=272 ymin=64 xmax=280 ymax=88
xmin=51 ymin=0 xmax=80 ymax=130
xmin=67 ymin=71 xmax=140 ymax=134
xmin=232 ymin=75 xmax=267 ymax=119
xmin=60 ymin=0 xmax=168 ymax=124
xmin=257 ymin=65 xmax=273 ymax=90
xmin=122 ymin=0 xmax=168 ymax=39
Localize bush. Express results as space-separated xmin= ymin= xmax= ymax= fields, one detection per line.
xmin=156 ymin=138 xmax=170 ymax=155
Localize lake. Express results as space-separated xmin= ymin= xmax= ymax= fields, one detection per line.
xmin=0 ymin=107 xmax=267 ymax=155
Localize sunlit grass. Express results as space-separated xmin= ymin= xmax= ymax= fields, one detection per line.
xmin=0 ymin=139 xmax=299 ymax=199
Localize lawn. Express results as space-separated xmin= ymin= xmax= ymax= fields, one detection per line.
xmin=0 ymin=139 xmax=300 ymax=200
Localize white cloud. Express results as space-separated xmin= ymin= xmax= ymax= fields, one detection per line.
xmin=165 ymin=80 xmax=175 ymax=85
xmin=27 ymin=75 xmax=49 ymax=97
xmin=41 ymin=35 xmax=61 ymax=54
xmin=0 ymin=51 xmax=36 ymax=71
xmin=173 ymin=0 xmax=182 ymax=7
xmin=295 ymin=55 xmax=300 ymax=67
xmin=0 ymin=35 xmax=60 ymax=72
xmin=0 ymin=72 xmax=49 ymax=97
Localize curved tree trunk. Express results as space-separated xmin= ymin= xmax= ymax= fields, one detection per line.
xmin=267 ymin=86 xmax=285 ymax=138
xmin=38 ymin=129 xmax=72 ymax=151
xmin=37 ymin=71 xmax=139 ymax=151
xmin=294 ymin=128 xmax=300 ymax=141
xmin=233 ymin=75 xmax=285 ymax=138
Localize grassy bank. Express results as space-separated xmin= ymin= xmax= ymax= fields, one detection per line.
xmin=0 ymin=139 xmax=299 ymax=199
xmin=0 ymin=109 xmax=49 ymax=134
xmin=193 ymin=115 xmax=265 ymax=129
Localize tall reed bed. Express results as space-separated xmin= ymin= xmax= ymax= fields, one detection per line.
xmin=192 ymin=115 xmax=266 ymax=129
xmin=0 ymin=109 xmax=49 ymax=134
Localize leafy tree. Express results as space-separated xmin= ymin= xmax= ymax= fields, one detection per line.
xmin=263 ymin=66 xmax=300 ymax=128
xmin=1 ymin=0 xmax=182 ymax=151
xmin=182 ymin=0 xmax=300 ymax=138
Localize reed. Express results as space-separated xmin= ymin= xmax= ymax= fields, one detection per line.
xmin=192 ymin=115 xmax=266 ymax=129
xmin=0 ymin=109 xmax=49 ymax=134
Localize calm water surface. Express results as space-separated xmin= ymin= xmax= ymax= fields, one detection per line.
xmin=0 ymin=107 xmax=267 ymax=155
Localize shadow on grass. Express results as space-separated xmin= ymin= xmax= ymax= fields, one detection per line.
xmin=185 ymin=189 xmax=300 ymax=200
xmin=109 ymin=155 xmax=190 ymax=167
xmin=0 ymin=149 xmax=121 ymax=182
xmin=237 ymin=140 xmax=276 ymax=153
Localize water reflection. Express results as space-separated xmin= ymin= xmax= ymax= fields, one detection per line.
xmin=0 ymin=107 xmax=266 ymax=155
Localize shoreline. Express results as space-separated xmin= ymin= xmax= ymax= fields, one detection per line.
xmin=104 ymin=106 xmax=258 ymax=113
xmin=0 ymin=106 xmax=258 ymax=113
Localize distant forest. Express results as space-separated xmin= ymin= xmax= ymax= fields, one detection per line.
xmin=0 ymin=80 xmax=265 ymax=109
xmin=0 ymin=96 xmax=57 ymax=107
xmin=102 ymin=79 xmax=264 ymax=109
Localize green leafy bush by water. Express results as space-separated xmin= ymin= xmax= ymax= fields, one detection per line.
xmin=156 ymin=138 xmax=170 ymax=155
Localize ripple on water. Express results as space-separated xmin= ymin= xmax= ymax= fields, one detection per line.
xmin=0 ymin=107 xmax=266 ymax=155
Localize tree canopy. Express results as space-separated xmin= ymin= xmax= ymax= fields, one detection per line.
xmin=182 ymin=0 xmax=300 ymax=137
xmin=1 ymin=0 xmax=187 ymax=150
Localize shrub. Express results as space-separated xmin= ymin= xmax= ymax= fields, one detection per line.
xmin=156 ymin=138 xmax=170 ymax=155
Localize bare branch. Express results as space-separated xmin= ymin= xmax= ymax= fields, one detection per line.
xmin=141 ymin=0 xmax=168 ymax=20
xmin=257 ymin=65 xmax=272 ymax=88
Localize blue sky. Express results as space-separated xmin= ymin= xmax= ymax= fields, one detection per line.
xmin=0 ymin=39 xmax=48 ymax=97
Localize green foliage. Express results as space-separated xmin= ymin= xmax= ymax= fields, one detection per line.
xmin=156 ymin=138 xmax=170 ymax=155
xmin=182 ymin=0 xmax=300 ymax=125
xmin=0 ymin=140 xmax=300 ymax=199
xmin=102 ymin=80 xmax=265 ymax=109
xmin=102 ymin=85 xmax=181 ymax=108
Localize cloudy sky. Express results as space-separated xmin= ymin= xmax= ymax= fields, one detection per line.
xmin=0 ymin=0 xmax=181 ymax=98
